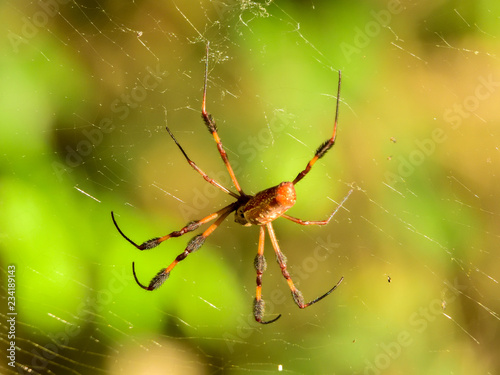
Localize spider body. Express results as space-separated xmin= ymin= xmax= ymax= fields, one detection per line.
xmin=111 ymin=43 xmax=352 ymax=324
xmin=235 ymin=182 xmax=296 ymax=226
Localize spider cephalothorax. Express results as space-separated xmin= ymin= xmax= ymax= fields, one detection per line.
xmin=234 ymin=182 xmax=296 ymax=226
xmin=111 ymin=42 xmax=352 ymax=324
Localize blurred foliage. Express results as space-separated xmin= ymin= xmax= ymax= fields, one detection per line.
xmin=1 ymin=0 xmax=499 ymax=374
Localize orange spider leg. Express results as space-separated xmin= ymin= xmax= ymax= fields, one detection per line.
xmin=201 ymin=42 xmax=244 ymax=195
xmin=253 ymin=226 xmax=282 ymax=324
xmin=266 ymin=222 xmax=343 ymax=309
xmin=165 ymin=125 xmax=239 ymax=199
xmin=293 ymin=70 xmax=342 ymax=185
xmin=111 ymin=203 xmax=236 ymax=250
xmin=281 ymin=188 xmax=353 ymax=225
xmin=133 ymin=202 xmax=237 ymax=290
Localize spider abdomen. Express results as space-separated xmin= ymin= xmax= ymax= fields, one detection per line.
xmin=237 ymin=182 xmax=296 ymax=226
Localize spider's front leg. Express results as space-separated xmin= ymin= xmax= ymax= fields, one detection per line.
xmin=110 ymin=202 xmax=236 ymax=251
xmin=132 ymin=234 xmax=206 ymax=290
xmin=132 ymin=204 xmax=236 ymax=291
xmin=111 ymin=211 xmax=202 ymax=250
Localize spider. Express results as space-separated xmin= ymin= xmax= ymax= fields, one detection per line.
xmin=111 ymin=43 xmax=352 ymax=324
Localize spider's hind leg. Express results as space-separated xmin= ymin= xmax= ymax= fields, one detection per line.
xmin=281 ymin=188 xmax=353 ymax=226
xmin=253 ymin=226 xmax=282 ymax=324
xmin=293 ymin=70 xmax=342 ymax=185
xmin=266 ymin=222 xmax=343 ymax=310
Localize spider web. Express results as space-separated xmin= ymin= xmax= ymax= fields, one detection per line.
xmin=1 ymin=0 xmax=500 ymax=374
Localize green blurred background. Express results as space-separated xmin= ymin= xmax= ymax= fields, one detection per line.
xmin=1 ymin=0 xmax=499 ymax=374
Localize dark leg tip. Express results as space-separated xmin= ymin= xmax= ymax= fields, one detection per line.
xmin=258 ymin=314 xmax=282 ymax=325
xmin=132 ymin=262 xmax=152 ymax=290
